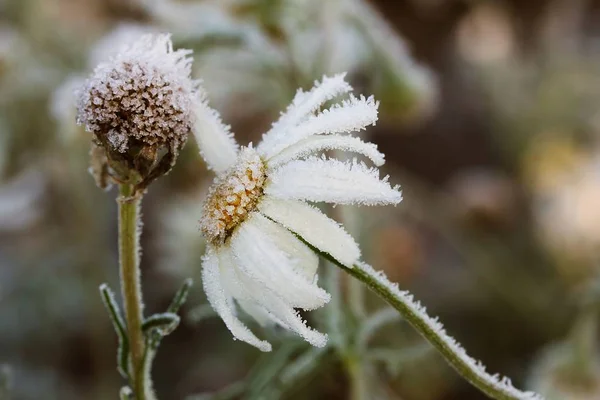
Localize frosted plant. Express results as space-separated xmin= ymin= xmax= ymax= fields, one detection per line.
xmin=196 ymin=73 xmax=399 ymax=351
xmin=195 ymin=74 xmax=542 ymax=400
xmin=76 ymin=33 xmax=197 ymax=400
xmin=77 ymin=33 xmax=199 ymax=193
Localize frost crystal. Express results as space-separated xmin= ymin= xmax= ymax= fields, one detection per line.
xmin=77 ymin=33 xmax=198 ymax=154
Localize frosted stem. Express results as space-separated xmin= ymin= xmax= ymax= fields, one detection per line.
xmin=118 ymin=184 xmax=147 ymax=400
xmin=339 ymin=261 xmax=542 ymax=400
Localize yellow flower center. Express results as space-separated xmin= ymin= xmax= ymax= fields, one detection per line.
xmin=201 ymin=148 xmax=266 ymax=245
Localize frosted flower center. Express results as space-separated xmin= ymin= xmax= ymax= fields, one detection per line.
xmin=201 ymin=148 xmax=266 ymax=245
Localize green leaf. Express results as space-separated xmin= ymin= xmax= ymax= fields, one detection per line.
xmin=142 ymin=312 xmax=180 ymax=337
xmin=99 ymin=283 xmax=130 ymax=379
xmin=167 ymin=278 xmax=193 ymax=314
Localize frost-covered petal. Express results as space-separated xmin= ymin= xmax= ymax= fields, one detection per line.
xmin=192 ymin=98 xmax=239 ymax=173
xmin=218 ymin=249 xmax=281 ymax=327
xmin=230 ymin=213 xmax=331 ymax=310
xmin=266 ymin=157 xmax=402 ymax=206
xmin=258 ymin=198 xmax=360 ymax=267
xmin=237 ymin=300 xmax=273 ymax=327
xmin=201 ymin=246 xmax=272 ymax=351
xmin=258 ymin=73 xmax=352 ymax=155
xmin=259 ymin=94 xmax=379 ymax=159
xmin=229 ymin=265 xmax=327 ymax=347
xmin=267 ymin=134 xmax=385 ymax=168
xmin=253 ymin=290 xmax=328 ymax=348
xmin=252 ymin=211 xmax=319 ymax=280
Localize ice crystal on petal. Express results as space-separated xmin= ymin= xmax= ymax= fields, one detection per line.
xmin=259 ymin=94 xmax=379 ymax=159
xmin=230 ymin=214 xmax=331 ymax=310
xmin=258 ymin=198 xmax=361 ymax=268
xmin=266 ymin=156 xmax=402 ymax=206
xmin=202 ymin=247 xmax=272 ymax=352
xmin=258 ymin=74 xmax=353 ymax=155
xmin=267 ymin=134 xmax=385 ymax=168
xmin=192 ymin=96 xmax=239 ymax=173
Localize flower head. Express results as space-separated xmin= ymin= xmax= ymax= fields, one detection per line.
xmin=77 ymin=33 xmax=199 ymax=192
xmin=195 ymin=74 xmax=402 ymax=351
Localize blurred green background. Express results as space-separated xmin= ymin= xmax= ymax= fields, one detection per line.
xmin=1 ymin=0 xmax=600 ymax=399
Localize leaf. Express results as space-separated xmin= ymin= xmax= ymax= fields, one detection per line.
xmin=142 ymin=312 xmax=180 ymax=337
xmin=167 ymin=278 xmax=193 ymax=314
xmin=99 ymin=283 xmax=130 ymax=379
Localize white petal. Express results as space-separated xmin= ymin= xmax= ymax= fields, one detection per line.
xmin=237 ymin=300 xmax=273 ymax=327
xmin=223 ymin=245 xmax=328 ymax=347
xmin=232 ymin=271 xmax=327 ymax=347
xmin=267 ymin=134 xmax=385 ymax=168
xmin=192 ymin=97 xmax=239 ymax=173
xmin=217 ymin=250 xmax=281 ymax=326
xmin=230 ymin=213 xmax=331 ymax=310
xmin=266 ymin=157 xmax=403 ymax=206
xmin=254 ymin=292 xmax=328 ymax=348
xmin=201 ymin=246 xmax=272 ymax=352
xmin=252 ymin=212 xmax=319 ymax=280
xmin=258 ymin=198 xmax=360 ymax=268
xmin=258 ymin=73 xmax=352 ymax=156
xmin=259 ymin=94 xmax=379 ymax=159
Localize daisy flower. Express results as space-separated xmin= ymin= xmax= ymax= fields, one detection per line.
xmin=194 ymin=73 xmax=402 ymax=351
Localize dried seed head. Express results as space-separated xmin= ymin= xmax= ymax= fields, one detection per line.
xmin=201 ymin=147 xmax=266 ymax=245
xmin=76 ymin=33 xmax=198 ymax=191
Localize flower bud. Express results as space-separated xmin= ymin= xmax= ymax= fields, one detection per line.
xmin=77 ymin=34 xmax=198 ymax=193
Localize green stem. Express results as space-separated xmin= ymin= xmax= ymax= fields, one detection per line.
xmin=118 ymin=184 xmax=146 ymax=400
xmin=339 ymin=262 xmax=539 ymax=400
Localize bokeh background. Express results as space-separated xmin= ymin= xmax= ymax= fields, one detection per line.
xmin=1 ymin=0 xmax=600 ymax=399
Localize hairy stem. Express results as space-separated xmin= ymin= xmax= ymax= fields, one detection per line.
xmin=118 ymin=184 xmax=146 ymax=400
xmin=339 ymin=261 xmax=540 ymax=400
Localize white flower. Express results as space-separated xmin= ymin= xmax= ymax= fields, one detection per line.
xmin=195 ymin=73 xmax=402 ymax=351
